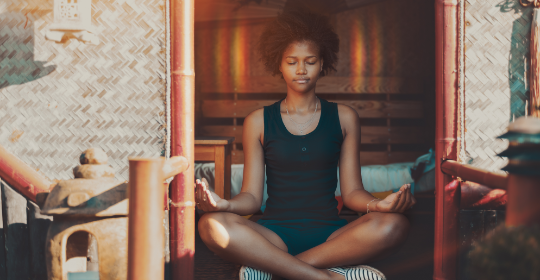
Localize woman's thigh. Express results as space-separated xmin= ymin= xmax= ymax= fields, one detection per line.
xmin=295 ymin=212 xmax=409 ymax=267
xmin=198 ymin=212 xmax=288 ymax=252
xmin=326 ymin=212 xmax=408 ymax=242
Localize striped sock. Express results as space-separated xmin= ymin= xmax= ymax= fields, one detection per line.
xmin=239 ymin=266 xmax=272 ymax=280
xmin=327 ymin=267 xmax=346 ymax=276
xmin=328 ymin=265 xmax=386 ymax=280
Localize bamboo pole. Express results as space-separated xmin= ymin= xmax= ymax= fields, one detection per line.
xmin=127 ymin=158 xmax=165 ymax=280
xmin=434 ymin=0 xmax=460 ymax=279
xmin=0 ymin=143 xmax=54 ymax=203
xmin=170 ymin=0 xmax=195 ymax=279
xmin=441 ymin=160 xmax=508 ymax=190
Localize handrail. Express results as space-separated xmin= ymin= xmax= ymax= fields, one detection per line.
xmin=0 ymin=143 xmax=54 ymax=203
xmin=441 ymin=160 xmax=508 ymax=190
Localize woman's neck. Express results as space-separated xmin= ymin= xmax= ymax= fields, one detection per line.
xmin=283 ymin=93 xmax=319 ymax=115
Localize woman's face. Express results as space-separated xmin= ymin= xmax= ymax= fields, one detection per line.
xmin=279 ymin=40 xmax=323 ymax=94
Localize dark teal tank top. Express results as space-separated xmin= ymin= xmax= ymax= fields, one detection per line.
xmin=261 ymin=98 xmax=344 ymax=221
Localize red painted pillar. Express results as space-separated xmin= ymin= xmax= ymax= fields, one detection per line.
xmin=170 ymin=0 xmax=195 ymax=279
xmin=434 ymin=0 xmax=460 ymax=279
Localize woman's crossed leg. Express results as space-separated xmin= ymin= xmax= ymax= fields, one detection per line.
xmin=198 ymin=211 xmax=409 ymax=280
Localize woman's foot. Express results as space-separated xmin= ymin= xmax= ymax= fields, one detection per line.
xmin=239 ymin=266 xmax=272 ymax=280
xmin=328 ymin=265 xmax=386 ymax=280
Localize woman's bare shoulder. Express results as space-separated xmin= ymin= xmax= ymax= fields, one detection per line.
xmin=244 ymin=108 xmax=264 ymax=127
xmin=243 ymin=108 xmax=265 ymax=138
xmin=336 ymin=103 xmax=360 ymax=126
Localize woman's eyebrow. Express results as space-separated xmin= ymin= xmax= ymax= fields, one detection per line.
xmin=285 ymin=56 xmax=317 ymax=58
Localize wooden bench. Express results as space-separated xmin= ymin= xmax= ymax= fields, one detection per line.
xmin=195 ymin=136 xmax=235 ymax=199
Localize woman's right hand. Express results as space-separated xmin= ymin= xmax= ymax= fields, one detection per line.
xmin=195 ymin=178 xmax=230 ymax=212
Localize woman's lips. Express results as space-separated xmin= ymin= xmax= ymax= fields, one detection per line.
xmin=295 ymin=79 xmax=310 ymax=84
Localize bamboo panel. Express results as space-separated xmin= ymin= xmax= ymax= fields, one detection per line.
xmin=464 ymin=0 xmax=531 ymax=171
xmin=230 ymin=150 xmax=424 ymax=165
xmin=200 ymin=76 xmax=423 ymax=94
xmin=201 ymin=125 xmax=428 ymax=144
xmin=202 ymin=100 xmax=423 ymax=118
xmin=0 ymin=0 xmax=167 ymax=181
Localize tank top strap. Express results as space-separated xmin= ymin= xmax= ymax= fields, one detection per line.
xmin=263 ymin=99 xmax=281 ymax=147
xmin=321 ymin=98 xmax=344 ymax=143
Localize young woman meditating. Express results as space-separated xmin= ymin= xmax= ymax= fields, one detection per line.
xmin=195 ymin=11 xmax=416 ymax=280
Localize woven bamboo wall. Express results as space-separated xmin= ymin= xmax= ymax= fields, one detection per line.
xmin=0 ymin=0 xmax=167 ymax=181
xmin=464 ymin=0 xmax=531 ymax=170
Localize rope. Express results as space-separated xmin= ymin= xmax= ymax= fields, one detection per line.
xmin=165 ymin=0 xmax=172 ymax=159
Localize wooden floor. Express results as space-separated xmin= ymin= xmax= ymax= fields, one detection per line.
xmin=194 ymin=192 xmax=435 ymax=280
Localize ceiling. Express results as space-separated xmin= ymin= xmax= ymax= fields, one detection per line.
xmin=195 ymin=0 xmax=386 ymax=22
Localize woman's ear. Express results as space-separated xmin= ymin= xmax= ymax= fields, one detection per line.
xmin=320 ymin=59 xmax=324 ymax=73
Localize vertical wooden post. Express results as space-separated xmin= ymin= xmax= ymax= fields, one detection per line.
xmin=127 ymin=158 xmax=165 ymax=280
xmin=434 ymin=0 xmax=460 ymax=279
xmin=170 ymin=0 xmax=195 ymax=279
xmin=1 ymin=182 xmax=31 ymax=280
xmin=0 ymin=180 xmax=7 ymax=279
xmin=27 ymin=201 xmax=53 ymax=280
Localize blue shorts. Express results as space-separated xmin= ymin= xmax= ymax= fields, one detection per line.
xmin=256 ymin=218 xmax=348 ymax=256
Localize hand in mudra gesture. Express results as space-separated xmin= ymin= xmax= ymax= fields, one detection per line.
xmin=375 ymin=184 xmax=416 ymax=213
xmin=195 ymin=178 xmax=230 ymax=212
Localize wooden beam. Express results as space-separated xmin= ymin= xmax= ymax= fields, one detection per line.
xmin=201 ymin=126 xmax=428 ymax=144
xmin=200 ymin=76 xmax=424 ymax=94
xmin=345 ymin=0 xmax=390 ymax=9
xmin=202 ymin=100 xmax=423 ymax=118
xmin=194 ymin=145 xmax=215 ymax=162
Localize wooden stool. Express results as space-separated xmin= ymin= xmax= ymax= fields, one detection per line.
xmin=195 ymin=136 xmax=234 ymax=199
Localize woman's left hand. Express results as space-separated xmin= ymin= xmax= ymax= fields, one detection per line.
xmin=373 ymin=184 xmax=416 ymax=213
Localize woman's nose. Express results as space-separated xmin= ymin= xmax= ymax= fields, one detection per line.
xmin=296 ymin=63 xmax=307 ymax=75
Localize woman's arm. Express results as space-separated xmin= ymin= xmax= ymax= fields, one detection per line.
xmin=195 ymin=109 xmax=266 ymax=216
xmin=337 ymin=104 xmax=416 ymax=213
xmin=228 ymin=108 xmax=266 ymax=215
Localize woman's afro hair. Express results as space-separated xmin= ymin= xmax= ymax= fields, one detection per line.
xmin=258 ymin=11 xmax=339 ymax=77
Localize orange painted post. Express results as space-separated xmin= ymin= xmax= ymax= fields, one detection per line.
xmin=441 ymin=160 xmax=508 ymax=190
xmin=0 ymin=143 xmax=54 ymax=202
xmin=127 ymin=158 xmax=166 ymax=280
xmin=170 ymin=0 xmax=195 ymax=279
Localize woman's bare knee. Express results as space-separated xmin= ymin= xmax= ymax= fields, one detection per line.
xmin=368 ymin=212 xmax=410 ymax=248
xmin=198 ymin=212 xmax=240 ymax=250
